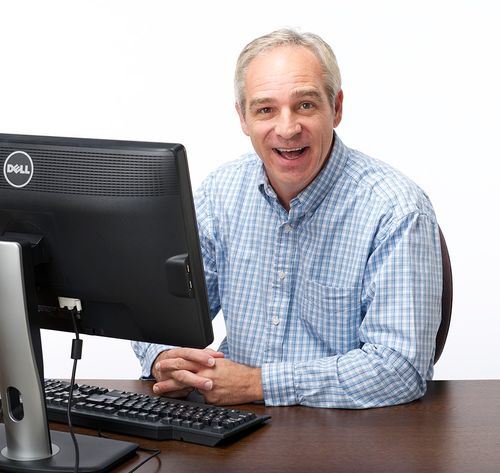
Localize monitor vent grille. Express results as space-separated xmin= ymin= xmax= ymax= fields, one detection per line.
xmin=0 ymin=146 xmax=179 ymax=197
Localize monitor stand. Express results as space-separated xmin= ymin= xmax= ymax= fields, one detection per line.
xmin=0 ymin=239 xmax=138 ymax=472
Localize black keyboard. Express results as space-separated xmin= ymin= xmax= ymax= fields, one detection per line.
xmin=43 ymin=379 xmax=271 ymax=447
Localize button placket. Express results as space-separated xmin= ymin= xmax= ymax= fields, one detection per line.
xmin=264 ymin=220 xmax=298 ymax=363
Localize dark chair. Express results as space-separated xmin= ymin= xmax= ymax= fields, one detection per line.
xmin=434 ymin=226 xmax=453 ymax=363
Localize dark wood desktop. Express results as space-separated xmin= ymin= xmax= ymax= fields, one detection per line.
xmin=54 ymin=379 xmax=500 ymax=473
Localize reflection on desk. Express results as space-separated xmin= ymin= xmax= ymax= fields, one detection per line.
xmin=50 ymin=379 xmax=500 ymax=473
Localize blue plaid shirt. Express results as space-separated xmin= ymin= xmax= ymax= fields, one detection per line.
xmin=132 ymin=135 xmax=442 ymax=408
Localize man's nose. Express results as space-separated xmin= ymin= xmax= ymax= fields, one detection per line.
xmin=275 ymin=111 xmax=302 ymax=140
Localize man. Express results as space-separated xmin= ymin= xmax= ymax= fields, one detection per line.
xmin=132 ymin=29 xmax=442 ymax=408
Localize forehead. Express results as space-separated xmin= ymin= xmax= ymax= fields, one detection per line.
xmin=245 ymin=45 xmax=326 ymax=102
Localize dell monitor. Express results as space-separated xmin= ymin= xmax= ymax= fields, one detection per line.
xmin=0 ymin=133 xmax=214 ymax=472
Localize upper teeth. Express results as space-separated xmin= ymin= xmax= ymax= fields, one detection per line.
xmin=277 ymin=147 xmax=303 ymax=152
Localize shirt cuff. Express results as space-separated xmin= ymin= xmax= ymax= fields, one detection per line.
xmin=261 ymin=362 xmax=298 ymax=406
xmin=142 ymin=344 xmax=172 ymax=378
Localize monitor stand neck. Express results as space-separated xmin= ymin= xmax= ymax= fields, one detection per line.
xmin=0 ymin=239 xmax=137 ymax=472
xmin=0 ymin=239 xmax=54 ymax=461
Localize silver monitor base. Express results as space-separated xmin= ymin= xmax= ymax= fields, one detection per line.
xmin=0 ymin=240 xmax=138 ymax=472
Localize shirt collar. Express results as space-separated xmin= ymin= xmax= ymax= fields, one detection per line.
xmin=257 ymin=133 xmax=349 ymax=219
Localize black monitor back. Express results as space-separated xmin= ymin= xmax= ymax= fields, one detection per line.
xmin=0 ymin=133 xmax=213 ymax=348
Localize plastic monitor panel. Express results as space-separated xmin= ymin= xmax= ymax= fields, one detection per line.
xmin=0 ymin=133 xmax=214 ymax=472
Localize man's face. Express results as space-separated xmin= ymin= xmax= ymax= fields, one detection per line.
xmin=237 ymin=45 xmax=343 ymax=208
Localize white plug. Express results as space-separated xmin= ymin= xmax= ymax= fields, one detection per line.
xmin=58 ymin=297 xmax=82 ymax=312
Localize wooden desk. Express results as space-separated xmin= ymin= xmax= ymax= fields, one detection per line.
xmin=53 ymin=380 xmax=500 ymax=473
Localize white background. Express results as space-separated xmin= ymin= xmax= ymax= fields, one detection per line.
xmin=0 ymin=1 xmax=498 ymax=381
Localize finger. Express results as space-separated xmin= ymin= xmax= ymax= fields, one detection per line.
xmin=163 ymin=347 xmax=219 ymax=367
xmin=156 ymin=357 xmax=208 ymax=374
xmin=153 ymin=375 xmax=211 ymax=396
xmin=169 ymin=369 xmax=214 ymax=391
xmin=154 ymin=369 xmax=213 ymax=392
xmin=153 ymin=380 xmax=193 ymax=397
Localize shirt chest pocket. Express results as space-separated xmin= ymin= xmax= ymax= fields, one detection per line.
xmin=299 ymin=280 xmax=362 ymax=353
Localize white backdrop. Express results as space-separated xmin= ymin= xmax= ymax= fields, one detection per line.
xmin=0 ymin=1 xmax=498 ymax=381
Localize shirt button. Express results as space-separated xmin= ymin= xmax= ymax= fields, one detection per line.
xmin=271 ymin=316 xmax=280 ymax=326
xmin=278 ymin=271 xmax=286 ymax=281
xmin=284 ymin=224 xmax=293 ymax=233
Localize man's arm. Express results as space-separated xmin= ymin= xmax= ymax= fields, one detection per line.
xmin=150 ymin=213 xmax=442 ymax=408
xmin=261 ymin=213 xmax=442 ymax=407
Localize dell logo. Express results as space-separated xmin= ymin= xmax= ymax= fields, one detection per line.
xmin=3 ymin=151 xmax=34 ymax=188
xmin=7 ymin=164 xmax=31 ymax=174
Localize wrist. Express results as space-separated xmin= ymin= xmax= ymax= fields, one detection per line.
xmin=248 ymin=367 xmax=264 ymax=402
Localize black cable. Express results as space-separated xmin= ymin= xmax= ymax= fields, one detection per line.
xmin=98 ymin=431 xmax=161 ymax=472
xmin=126 ymin=447 xmax=161 ymax=473
xmin=67 ymin=308 xmax=83 ymax=473
xmin=65 ymin=309 xmax=160 ymax=473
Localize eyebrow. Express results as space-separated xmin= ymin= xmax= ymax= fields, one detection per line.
xmin=248 ymin=87 xmax=325 ymax=110
xmin=290 ymin=88 xmax=324 ymax=102
xmin=248 ymin=97 xmax=273 ymax=109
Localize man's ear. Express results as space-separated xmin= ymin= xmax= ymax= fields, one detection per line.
xmin=333 ymin=89 xmax=344 ymax=128
xmin=235 ymin=102 xmax=250 ymax=136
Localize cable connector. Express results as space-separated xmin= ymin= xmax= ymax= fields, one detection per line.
xmin=58 ymin=296 xmax=82 ymax=313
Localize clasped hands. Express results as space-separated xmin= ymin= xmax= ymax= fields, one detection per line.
xmin=152 ymin=347 xmax=263 ymax=405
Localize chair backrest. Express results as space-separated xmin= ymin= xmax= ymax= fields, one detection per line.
xmin=434 ymin=226 xmax=453 ymax=363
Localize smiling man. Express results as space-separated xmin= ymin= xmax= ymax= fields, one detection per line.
xmin=132 ymin=29 xmax=442 ymax=408
xmin=238 ymin=44 xmax=343 ymax=210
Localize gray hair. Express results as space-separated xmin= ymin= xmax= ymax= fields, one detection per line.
xmin=234 ymin=28 xmax=342 ymax=114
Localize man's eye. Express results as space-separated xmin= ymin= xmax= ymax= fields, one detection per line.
xmin=258 ymin=107 xmax=272 ymax=114
xmin=300 ymin=102 xmax=314 ymax=110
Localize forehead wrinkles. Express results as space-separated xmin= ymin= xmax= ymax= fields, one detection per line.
xmin=249 ymin=66 xmax=322 ymax=89
xmin=245 ymin=47 xmax=326 ymax=110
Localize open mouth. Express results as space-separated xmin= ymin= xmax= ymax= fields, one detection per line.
xmin=274 ymin=147 xmax=308 ymax=160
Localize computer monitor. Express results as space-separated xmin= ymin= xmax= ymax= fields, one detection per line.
xmin=0 ymin=133 xmax=214 ymax=472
